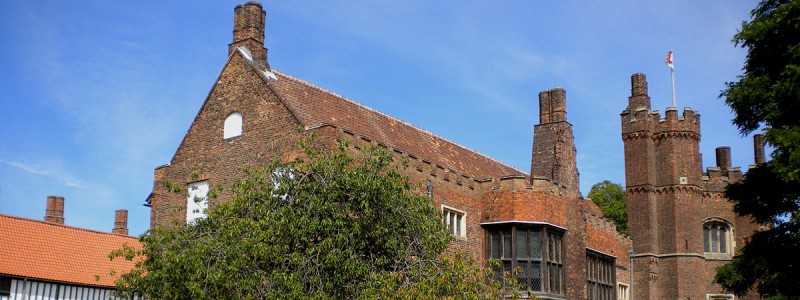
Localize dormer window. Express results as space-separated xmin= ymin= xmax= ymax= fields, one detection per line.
xmin=224 ymin=112 xmax=243 ymax=139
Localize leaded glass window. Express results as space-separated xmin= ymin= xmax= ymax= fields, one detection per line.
xmin=486 ymin=224 xmax=564 ymax=296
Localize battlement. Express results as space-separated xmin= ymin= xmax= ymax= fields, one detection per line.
xmin=702 ymin=145 xmax=744 ymax=187
xmin=703 ymin=166 xmax=742 ymax=184
xmin=583 ymin=211 xmax=618 ymax=233
xmin=488 ymin=175 xmax=569 ymax=197
xmin=622 ymin=106 xmax=700 ymax=136
xmin=621 ymin=73 xmax=701 ymax=138
xmin=333 ymin=126 xmax=506 ymax=197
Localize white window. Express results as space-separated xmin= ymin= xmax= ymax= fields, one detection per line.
xmin=442 ymin=205 xmax=466 ymax=238
xmin=617 ymin=283 xmax=629 ymax=300
xmin=704 ymin=218 xmax=734 ymax=259
xmin=707 ymin=294 xmax=734 ymax=300
xmin=223 ymin=112 xmax=243 ymax=139
xmin=186 ymin=181 xmax=209 ymax=224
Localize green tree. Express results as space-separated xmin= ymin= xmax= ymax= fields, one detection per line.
xmin=587 ymin=180 xmax=628 ymax=235
xmin=715 ymin=0 xmax=800 ymax=298
xmin=110 ymin=141 xmax=510 ymax=299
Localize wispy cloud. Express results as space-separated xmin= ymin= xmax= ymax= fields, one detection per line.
xmin=0 ymin=159 xmax=85 ymax=188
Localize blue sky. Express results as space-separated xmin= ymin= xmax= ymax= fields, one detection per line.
xmin=0 ymin=1 xmax=761 ymax=236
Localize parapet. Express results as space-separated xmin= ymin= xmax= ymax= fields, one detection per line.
xmin=622 ymin=105 xmax=701 ymax=140
xmin=582 ymin=211 xmax=618 ymax=233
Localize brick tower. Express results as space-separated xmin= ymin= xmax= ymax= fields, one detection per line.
xmin=621 ymin=73 xmax=706 ymax=300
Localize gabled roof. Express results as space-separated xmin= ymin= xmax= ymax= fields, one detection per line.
xmin=265 ymin=68 xmax=526 ymax=180
xmin=0 ymin=214 xmax=141 ymax=287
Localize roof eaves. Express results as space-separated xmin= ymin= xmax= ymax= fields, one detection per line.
xmin=272 ymin=71 xmax=527 ymax=177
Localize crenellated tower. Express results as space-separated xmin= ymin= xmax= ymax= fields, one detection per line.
xmin=531 ymin=88 xmax=580 ymax=198
xmin=621 ymin=73 xmax=706 ymax=300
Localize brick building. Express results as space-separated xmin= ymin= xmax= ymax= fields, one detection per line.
xmin=147 ymin=2 xmax=759 ymax=299
xmin=621 ymin=74 xmax=762 ymax=300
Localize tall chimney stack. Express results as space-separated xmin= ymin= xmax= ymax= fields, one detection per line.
xmin=531 ymin=88 xmax=580 ymax=197
xmin=715 ymin=146 xmax=731 ymax=169
xmin=628 ymin=73 xmax=651 ymax=110
xmin=44 ymin=196 xmax=65 ymax=225
xmin=113 ymin=209 xmax=129 ymax=235
xmin=754 ymin=134 xmax=766 ymax=165
xmin=229 ymin=2 xmax=269 ymax=69
xmin=538 ymin=88 xmax=567 ymax=124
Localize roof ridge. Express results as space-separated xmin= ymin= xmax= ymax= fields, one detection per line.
xmin=0 ymin=214 xmax=139 ymax=240
xmin=272 ymin=70 xmax=527 ymax=176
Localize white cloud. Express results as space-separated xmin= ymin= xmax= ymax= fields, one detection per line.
xmin=0 ymin=159 xmax=85 ymax=188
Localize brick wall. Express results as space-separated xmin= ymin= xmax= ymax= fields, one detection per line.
xmin=150 ymin=52 xmax=304 ymax=227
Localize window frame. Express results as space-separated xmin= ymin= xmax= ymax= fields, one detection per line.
xmin=703 ymin=218 xmax=734 ymax=260
xmin=223 ymin=112 xmax=243 ymax=139
xmin=617 ymin=283 xmax=629 ymax=300
xmin=442 ymin=205 xmax=466 ymax=239
xmin=586 ymin=249 xmax=616 ymax=300
xmin=186 ymin=180 xmax=209 ymax=224
xmin=484 ymin=222 xmax=566 ymax=297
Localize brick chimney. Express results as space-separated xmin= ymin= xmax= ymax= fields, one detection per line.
xmin=539 ymin=88 xmax=567 ymax=124
xmin=628 ymin=73 xmax=651 ymax=110
xmin=229 ymin=1 xmax=269 ymax=69
xmin=715 ymin=146 xmax=731 ymax=169
xmin=531 ymin=88 xmax=580 ymax=197
xmin=754 ymin=134 xmax=766 ymax=165
xmin=112 ymin=209 xmax=129 ymax=235
xmin=44 ymin=196 xmax=65 ymax=224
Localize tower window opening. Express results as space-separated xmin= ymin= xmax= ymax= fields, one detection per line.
xmin=703 ymin=219 xmax=733 ymax=259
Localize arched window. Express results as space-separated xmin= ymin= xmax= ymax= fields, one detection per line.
xmin=223 ymin=112 xmax=243 ymax=139
xmin=703 ymin=218 xmax=733 ymax=259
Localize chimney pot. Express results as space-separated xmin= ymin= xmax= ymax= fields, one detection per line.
xmin=113 ymin=209 xmax=129 ymax=235
xmin=538 ymin=88 xmax=567 ymax=124
xmin=715 ymin=146 xmax=732 ymax=169
xmin=44 ymin=196 xmax=65 ymax=225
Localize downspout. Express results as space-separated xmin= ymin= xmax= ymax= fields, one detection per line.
xmin=628 ymin=250 xmax=634 ymax=300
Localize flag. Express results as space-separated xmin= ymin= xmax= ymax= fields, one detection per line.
xmin=665 ymin=50 xmax=674 ymax=69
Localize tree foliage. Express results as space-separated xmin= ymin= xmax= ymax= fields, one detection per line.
xmin=715 ymin=0 xmax=800 ymax=298
xmin=110 ymin=141 xmax=509 ymax=299
xmin=587 ymin=180 xmax=628 ymax=235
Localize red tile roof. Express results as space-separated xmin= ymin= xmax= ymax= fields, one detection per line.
xmin=0 ymin=214 xmax=141 ymax=287
xmin=268 ymin=70 xmax=526 ymax=180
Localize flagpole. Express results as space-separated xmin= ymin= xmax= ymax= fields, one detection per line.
xmin=666 ymin=50 xmax=676 ymax=107
xmin=671 ymin=66 xmax=676 ymax=107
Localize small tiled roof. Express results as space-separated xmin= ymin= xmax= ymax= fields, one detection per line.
xmin=0 ymin=214 xmax=141 ymax=287
xmin=267 ymin=70 xmax=526 ymax=180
